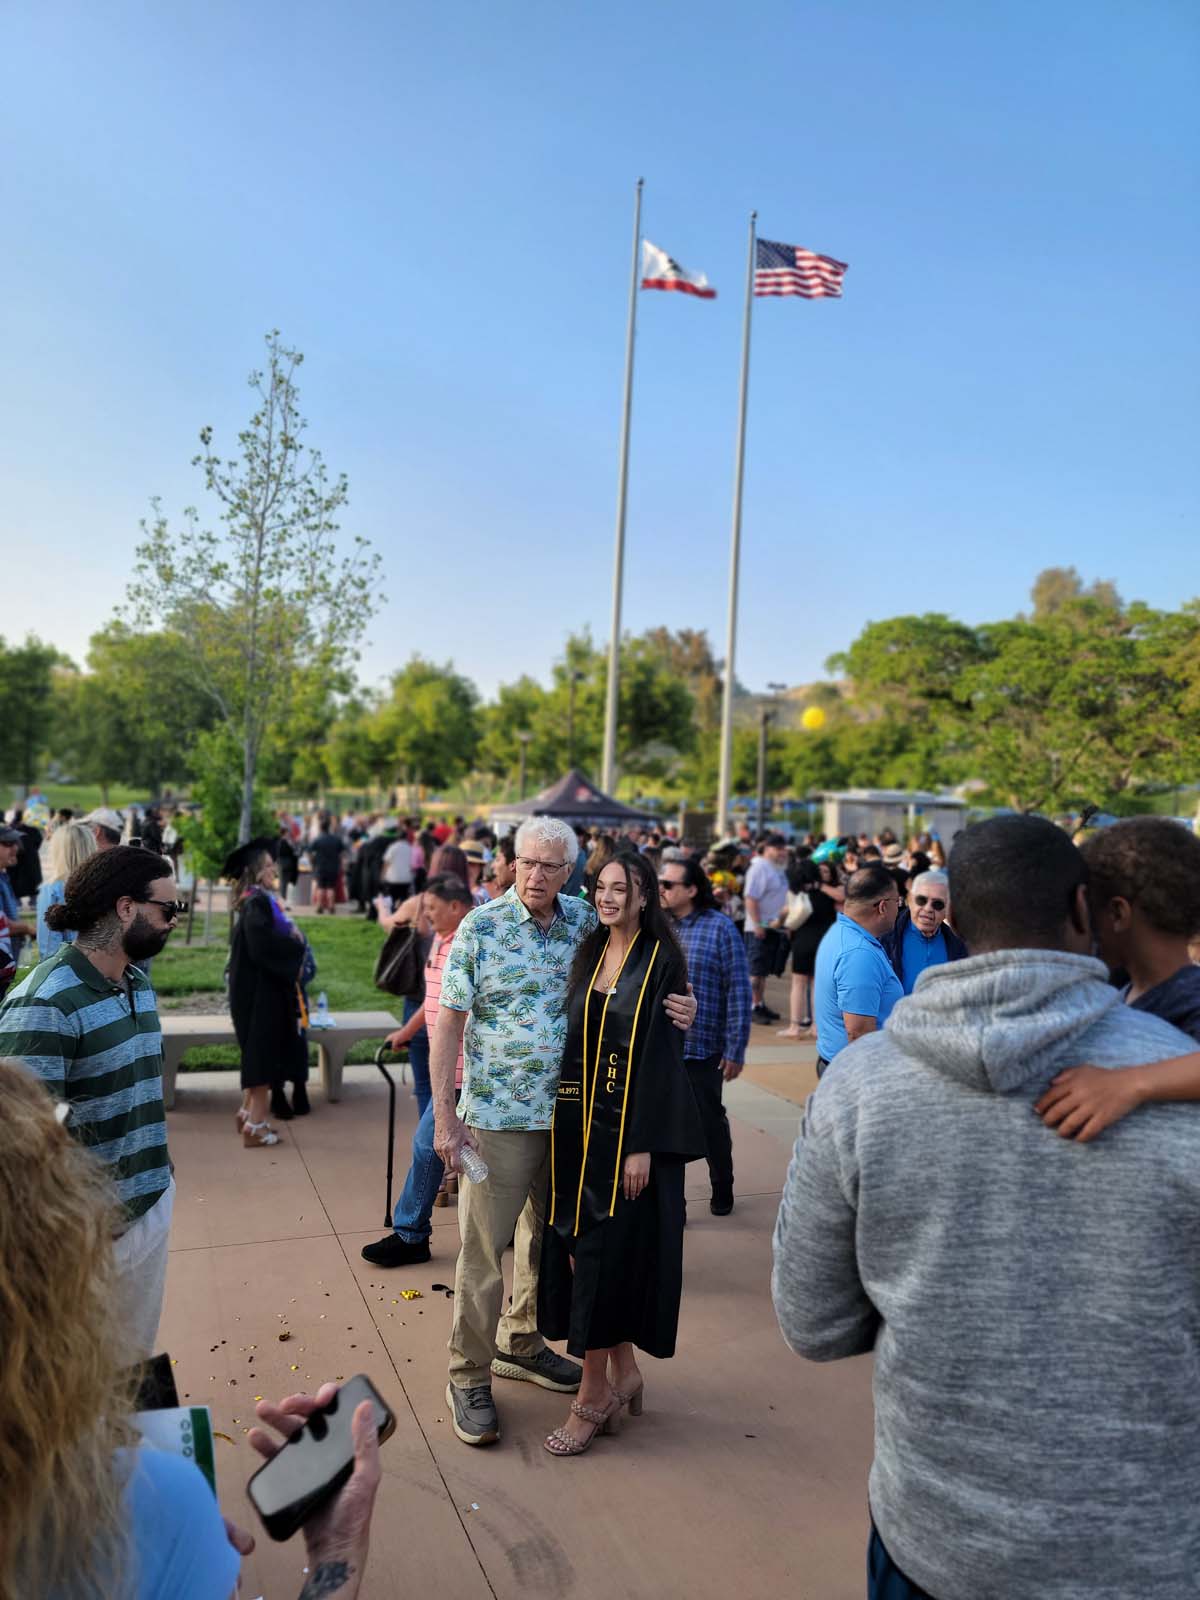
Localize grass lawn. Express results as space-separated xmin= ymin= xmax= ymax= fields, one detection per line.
xmin=155 ymin=915 xmax=405 ymax=1072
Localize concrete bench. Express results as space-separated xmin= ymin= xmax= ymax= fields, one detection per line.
xmin=158 ymin=1009 xmax=400 ymax=1109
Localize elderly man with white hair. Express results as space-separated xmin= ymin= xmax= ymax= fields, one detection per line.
xmin=431 ymin=814 xmax=697 ymax=1447
xmin=881 ymin=868 xmax=967 ymax=995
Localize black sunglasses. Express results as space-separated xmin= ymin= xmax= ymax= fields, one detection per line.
xmin=139 ymin=897 xmax=188 ymax=920
xmin=914 ymin=894 xmax=946 ymax=911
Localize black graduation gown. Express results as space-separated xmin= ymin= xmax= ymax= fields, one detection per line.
xmin=539 ymin=933 xmax=706 ymax=1359
xmin=228 ymin=890 xmax=309 ymax=1089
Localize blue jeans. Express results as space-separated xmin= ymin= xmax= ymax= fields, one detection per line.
xmin=868 ymin=1524 xmax=938 ymax=1600
xmin=391 ymin=1099 xmax=445 ymax=1243
xmin=402 ymin=995 xmax=431 ymax=1116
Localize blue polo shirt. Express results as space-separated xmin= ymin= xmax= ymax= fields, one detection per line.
xmin=900 ymin=921 xmax=950 ymax=995
xmin=814 ymin=912 xmax=904 ymax=1062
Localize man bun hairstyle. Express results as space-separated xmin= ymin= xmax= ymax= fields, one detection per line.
xmin=948 ymin=815 xmax=1086 ymax=950
xmin=44 ymin=847 xmax=172 ymax=935
xmin=1081 ymin=818 xmax=1200 ymax=939
xmin=845 ymin=864 xmax=899 ymax=905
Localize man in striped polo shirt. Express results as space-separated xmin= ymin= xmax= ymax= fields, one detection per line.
xmin=0 ymin=846 xmax=181 ymax=1357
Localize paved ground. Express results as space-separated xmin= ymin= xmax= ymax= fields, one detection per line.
xmin=159 ymin=978 xmax=875 ymax=1600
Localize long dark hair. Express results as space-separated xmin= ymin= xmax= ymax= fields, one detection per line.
xmin=569 ymin=850 xmax=687 ymax=995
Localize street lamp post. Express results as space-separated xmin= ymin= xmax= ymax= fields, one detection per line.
xmin=517 ymin=731 xmax=532 ymax=800
xmin=566 ymin=670 xmax=582 ymax=770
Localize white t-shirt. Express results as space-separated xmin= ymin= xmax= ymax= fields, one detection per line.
xmin=383 ymin=839 xmax=413 ymax=884
xmin=743 ymin=857 xmax=788 ymax=931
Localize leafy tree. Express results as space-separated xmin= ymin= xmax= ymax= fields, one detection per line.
xmin=1029 ymin=566 xmax=1121 ymax=619
xmin=0 ymin=636 xmax=62 ymax=795
xmin=178 ymin=725 xmax=276 ymax=882
xmin=368 ymin=658 xmax=480 ymax=799
xmin=51 ymin=624 xmax=218 ymax=796
xmin=128 ymin=332 xmax=382 ymax=843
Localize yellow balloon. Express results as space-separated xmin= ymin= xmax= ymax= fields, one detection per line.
xmin=801 ymin=705 xmax=826 ymax=731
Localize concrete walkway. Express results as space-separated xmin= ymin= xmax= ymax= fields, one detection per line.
xmin=159 ymin=987 xmax=873 ymax=1600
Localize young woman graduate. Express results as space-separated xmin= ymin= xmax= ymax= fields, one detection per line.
xmin=538 ymin=850 xmax=705 ymax=1457
xmin=224 ymin=836 xmax=314 ymax=1147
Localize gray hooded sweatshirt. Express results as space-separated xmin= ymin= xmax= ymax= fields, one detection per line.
xmin=772 ymin=949 xmax=1200 ymax=1600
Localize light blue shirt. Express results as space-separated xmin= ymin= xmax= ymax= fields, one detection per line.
xmin=37 ymin=877 xmax=70 ymax=958
xmin=439 ymin=886 xmax=597 ymax=1130
xmin=814 ymin=912 xmax=904 ymax=1062
xmin=900 ymin=920 xmax=950 ymax=995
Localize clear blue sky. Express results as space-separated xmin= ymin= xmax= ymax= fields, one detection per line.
xmin=4 ymin=0 xmax=1197 ymax=701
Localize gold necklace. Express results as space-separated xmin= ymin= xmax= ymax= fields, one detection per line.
xmin=596 ymin=939 xmax=628 ymax=991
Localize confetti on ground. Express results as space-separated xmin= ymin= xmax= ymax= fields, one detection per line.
xmin=399 ymin=1289 xmax=423 ymax=1301
xmin=290 ymin=1364 xmax=300 ymax=1372
xmin=213 ymin=1431 xmax=235 ymax=1445
xmin=278 ymin=1331 xmax=291 ymax=1342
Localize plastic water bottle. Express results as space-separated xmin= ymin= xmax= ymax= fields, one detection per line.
xmin=459 ymin=1147 xmax=489 ymax=1184
xmin=315 ymin=991 xmax=330 ymax=1027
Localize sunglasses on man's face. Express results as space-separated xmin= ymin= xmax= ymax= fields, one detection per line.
xmin=914 ymin=894 xmax=946 ymax=911
xmin=138 ymin=897 xmax=189 ymax=921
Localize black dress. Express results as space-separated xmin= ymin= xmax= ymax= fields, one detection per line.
xmin=539 ymin=933 xmax=706 ymax=1359
xmin=789 ymin=885 xmax=838 ymax=976
xmin=228 ymin=889 xmax=309 ymax=1090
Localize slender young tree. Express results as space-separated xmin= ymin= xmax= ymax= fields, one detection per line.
xmin=129 ymin=332 xmax=382 ymax=842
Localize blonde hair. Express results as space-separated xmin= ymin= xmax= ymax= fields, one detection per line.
xmin=47 ymin=820 xmax=98 ymax=886
xmin=0 ymin=1061 xmax=136 ymax=1600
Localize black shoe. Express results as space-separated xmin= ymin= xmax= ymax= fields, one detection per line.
xmin=710 ymin=1187 xmax=734 ymax=1216
xmin=270 ymin=1088 xmax=295 ymax=1120
xmin=752 ymin=1005 xmax=774 ymax=1025
xmin=446 ymin=1382 xmax=499 ymax=1446
xmin=360 ymin=1232 xmax=432 ymax=1267
xmin=290 ymin=1081 xmax=311 ymax=1116
xmin=491 ymin=1347 xmax=582 ymax=1392
xmin=761 ymin=1004 xmax=781 ymax=1020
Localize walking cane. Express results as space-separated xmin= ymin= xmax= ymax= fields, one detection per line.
xmin=375 ymin=1044 xmax=399 ymax=1227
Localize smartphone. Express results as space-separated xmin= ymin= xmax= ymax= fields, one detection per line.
xmin=246 ymin=1375 xmax=395 ymax=1542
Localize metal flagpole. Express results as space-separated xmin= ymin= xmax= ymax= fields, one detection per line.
xmin=716 ymin=210 xmax=757 ymax=838
xmin=601 ymin=177 xmax=643 ymax=796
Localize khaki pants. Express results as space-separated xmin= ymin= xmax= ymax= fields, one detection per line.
xmin=449 ymin=1128 xmax=549 ymax=1388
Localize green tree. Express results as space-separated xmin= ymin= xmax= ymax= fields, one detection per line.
xmin=178 ymin=725 xmax=276 ymax=882
xmin=0 ymin=636 xmax=63 ymax=795
xmin=129 ymin=332 xmax=382 ymax=844
xmin=1029 ymin=566 xmax=1121 ymax=619
xmin=369 ymin=658 xmax=480 ymax=799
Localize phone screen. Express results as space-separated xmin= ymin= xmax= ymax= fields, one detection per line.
xmin=246 ymin=1375 xmax=394 ymax=1541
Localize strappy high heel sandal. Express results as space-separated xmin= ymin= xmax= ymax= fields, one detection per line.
xmin=611 ymin=1374 xmax=644 ymax=1416
xmin=235 ymin=1106 xmax=249 ymax=1133
xmin=543 ymin=1390 xmax=622 ymax=1457
xmin=243 ymin=1120 xmax=282 ymax=1148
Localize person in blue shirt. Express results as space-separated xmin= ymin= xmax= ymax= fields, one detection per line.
xmin=813 ymin=865 xmax=904 ymax=1076
xmin=880 ymin=870 xmax=967 ymax=995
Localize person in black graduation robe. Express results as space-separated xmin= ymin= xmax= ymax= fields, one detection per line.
xmin=538 ymin=850 xmax=705 ymax=1456
xmin=225 ymin=840 xmax=311 ymax=1144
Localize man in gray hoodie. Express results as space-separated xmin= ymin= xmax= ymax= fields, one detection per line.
xmin=772 ymin=813 xmax=1200 ymax=1600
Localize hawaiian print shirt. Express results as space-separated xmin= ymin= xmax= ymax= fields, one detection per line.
xmin=439 ymin=886 xmax=596 ymax=1131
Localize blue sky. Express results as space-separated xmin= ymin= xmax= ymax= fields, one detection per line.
xmin=4 ymin=0 xmax=1197 ymax=701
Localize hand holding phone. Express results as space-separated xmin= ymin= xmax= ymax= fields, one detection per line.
xmin=246 ymin=1376 xmax=388 ymax=1571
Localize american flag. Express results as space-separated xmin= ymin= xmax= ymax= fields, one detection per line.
xmin=755 ymin=239 xmax=848 ymax=299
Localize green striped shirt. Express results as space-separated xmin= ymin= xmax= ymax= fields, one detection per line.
xmin=0 ymin=945 xmax=170 ymax=1224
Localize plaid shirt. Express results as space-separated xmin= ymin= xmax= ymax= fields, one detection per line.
xmin=674 ymin=907 xmax=753 ymax=1064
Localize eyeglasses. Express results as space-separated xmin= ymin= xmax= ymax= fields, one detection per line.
xmin=658 ymin=877 xmax=685 ymax=888
xmin=515 ymin=856 xmax=570 ymax=875
xmin=139 ymin=897 xmax=188 ymax=921
xmin=914 ymin=895 xmax=946 ymax=911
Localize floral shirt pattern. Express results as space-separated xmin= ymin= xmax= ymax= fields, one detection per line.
xmin=439 ymin=886 xmax=596 ymax=1130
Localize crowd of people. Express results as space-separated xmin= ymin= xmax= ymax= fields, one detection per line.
xmin=1 ymin=786 xmax=1199 ymax=1597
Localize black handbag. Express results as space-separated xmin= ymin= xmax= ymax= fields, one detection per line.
xmin=373 ymin=924 xmax=429 ymax=1000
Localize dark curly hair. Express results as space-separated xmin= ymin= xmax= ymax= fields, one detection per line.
xmin=1081 ymin=818 xmax=1200 ymax=939
xmin=568 ymin=851 xmax=687 ymax=994
xmin=44 ymin=847 xmax=172 ymax=935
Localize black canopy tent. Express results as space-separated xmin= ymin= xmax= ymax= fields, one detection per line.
xmin=490 ymin=769 xmax=659 ymax=834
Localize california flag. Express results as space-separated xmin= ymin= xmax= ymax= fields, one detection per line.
xmin=640 ymin=239 xmax=717 ymax=299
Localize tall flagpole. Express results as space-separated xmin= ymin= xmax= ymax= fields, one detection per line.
xmin=716 ymin=210 xmax=757 ymax=838
xmin=601 ymin=177 xmax=643 ymax=795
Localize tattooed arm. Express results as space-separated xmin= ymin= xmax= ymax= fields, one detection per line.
xmin=247 ymin=1381 xmax=382 ymax=1600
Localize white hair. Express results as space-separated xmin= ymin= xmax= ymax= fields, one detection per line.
xmin=910 ymin=869 xmax=949 ymax=897
xmin=515 ymin=816 xmax=577 ymax=867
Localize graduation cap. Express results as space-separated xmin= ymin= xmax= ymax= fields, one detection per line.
xmin=221 ymin=835 xmax=280 ymax=881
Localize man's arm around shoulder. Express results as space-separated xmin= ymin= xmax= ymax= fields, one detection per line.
xmin=772 ymin=1079 xmax=879 ymax=1361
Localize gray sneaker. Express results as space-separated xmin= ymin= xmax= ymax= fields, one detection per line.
xmin=446 ymin=1382 xmax=500 ymax=1446
xmin=491 ymin=1346 xmax=582 ymax=1393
